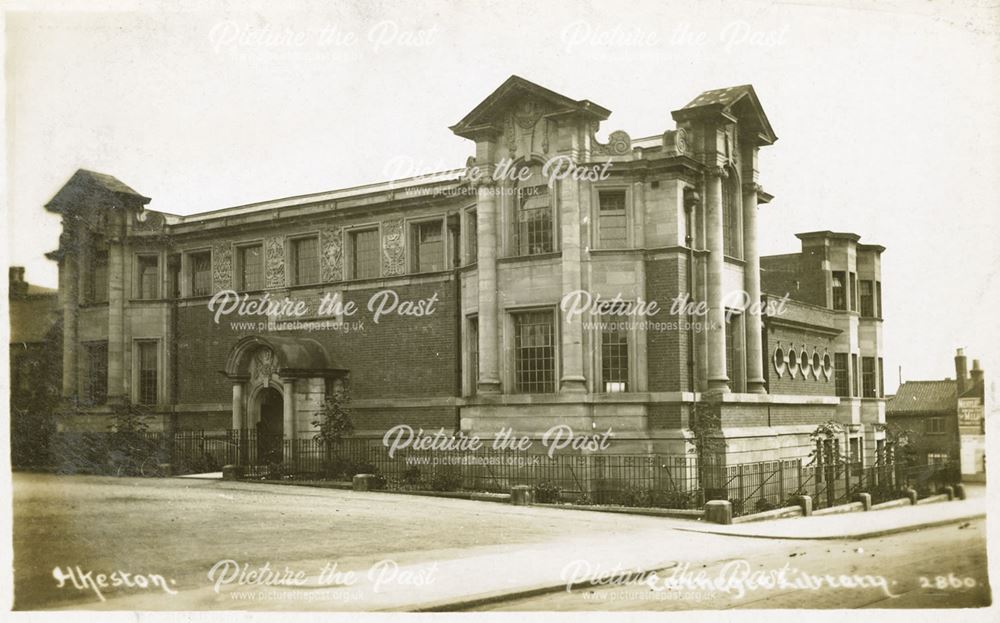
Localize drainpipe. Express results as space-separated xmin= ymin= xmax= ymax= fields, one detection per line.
xmin=683 ymin=187 xmax=700 ymax=395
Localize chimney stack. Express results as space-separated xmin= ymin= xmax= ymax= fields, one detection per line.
xmin=970 ymin=359 xmax=984 ymax=387
xmin=8 ymin=266 xmax=27 ymax=298
xmin=955 ymin=348 xmax=968 ymax=395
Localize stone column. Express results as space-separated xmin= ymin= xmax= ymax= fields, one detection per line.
xmin=742 ymin=182 xmax=766 ymax=393
xmin=61 ymin=246 xmax=79 ymax=399
xmin=232 ymin=383 xmax=244 ymax=430
xmin=559 ymin=178 xmax=586 ymax=392
xmin=107 ymin=228 xmax=126 ymax=401
xmin=476 ymin=175 xmax=502 ymax=394
xmin=282 ymin=379 xmax=296 ymax=462
xmin=704 ymin=168 xmax=729 ymax=393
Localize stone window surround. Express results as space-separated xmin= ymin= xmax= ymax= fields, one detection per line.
xmin=133 ymin=251 xmax=162 ymax=300
xmin=463 ymin=204 xmax=477 ymax=265
xmin=500 ymin=170 xmax=560 ymax=258
xmin=287 ymin=231 xmax=321 ymax=286
xmin=589 ymin=183 xmax=634 ymax=250
xmin=503 ymin=304 xmax=560 ymax=395
xmin=232 ymin=239 xmax=266 ymax=292
xmin=405 ymin=215 xmax=448 ymax=274
xmin=343 ymin=221 xmax=382 ymax=280
xmin=181 ymin=246 xmax=213 ymax=298
xmin=131 ymin=338 xmax=161 ymax=406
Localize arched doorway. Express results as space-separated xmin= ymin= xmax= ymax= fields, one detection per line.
xmin=256 ymin=387 xmax=284 ymax=464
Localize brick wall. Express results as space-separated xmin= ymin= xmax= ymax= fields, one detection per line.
xmin=645 ymin=254 xmax=690 ymax=392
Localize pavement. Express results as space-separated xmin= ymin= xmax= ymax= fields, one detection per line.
xmin=676 ymin=485 xmax=987 ymax=540
xmin=31 ymin=477 xmax=986 ymax=612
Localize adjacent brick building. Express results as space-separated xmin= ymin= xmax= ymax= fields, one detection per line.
xmin=44 ymin=76 xmax=888 ymax=465
xmin=887 ymin=348 xmax=986 ymax=481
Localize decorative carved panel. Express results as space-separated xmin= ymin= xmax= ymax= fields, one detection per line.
xmin=250 ymin=347 xmax=277 ymax=387
xmin=320 ymin=227 xmax=343 ymax=283
xmin=382 ymin=219 xmax=405 ymax=277
xmin=265 ymin=236 xmax=285 ymax=288
xmin=213 ymin=243 xmax=232 ymax=291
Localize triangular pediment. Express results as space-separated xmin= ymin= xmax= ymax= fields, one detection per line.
xmin=44 ymin=169 xmax=150 ymax=214
xmin=672 ymin=85 xmax=777 ymax=145
xmin=451 ymin=75 xmax=610 ymax=139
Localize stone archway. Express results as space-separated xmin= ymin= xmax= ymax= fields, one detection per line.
xmin=222 ymin=335 xmax=348 ymax=465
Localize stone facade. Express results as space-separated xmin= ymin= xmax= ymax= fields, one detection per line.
xmin=44 ymin=77 xmax=886 ymax=465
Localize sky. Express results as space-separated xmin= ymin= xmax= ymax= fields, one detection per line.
xmin=4 ymin=0 xmax=999 ymax=393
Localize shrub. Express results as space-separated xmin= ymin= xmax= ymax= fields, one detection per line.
xmin=402 ymin=466 xmax=422 ymax=486
xmin=620 ymin=486 xmax=653 ymax=508
xmin=658 ymin=489 xmax=697 ymax=509
xmin=429 ymin=467 xmax=462 ymax=491
xmin=754 ymin=497 xmax=778 ymax=513
xmin=534 ymin=480 xmax=561 ymax=504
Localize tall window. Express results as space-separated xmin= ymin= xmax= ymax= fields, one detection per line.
xmin=832 ymin=271 xmax=846 ymax=310
xmin=601 ymin=320 xmax=629 ymax=392
xmin=411 ymin=220 xmax=444 ymax=273
xmin=862 ymin=356 xmax=876 ymax=398
xmin=859 ymin=280 xmax=874 ymax=317
xmin=168 ymin=255 xmax=181 ymax=299
xmin=513 ymin=310 xmax=555 ymax=393
xmin=237 ymin=244 xmax=263 ymax=291
xmin=90 ymin=251 xmax=108 ymax=303
xmin=465 ymin=209 xmax=478 ymax=264
xmin=878 ymin=357 xmax=885 ymax=397
xmin=852 ymin=354 xmax=860 ymax=398
xmin=137 ymin=255 xmax=159 ymax=299
xmin=190 ymin=251 xmax=212 ymax=297
xmin=597 ymin=190 xmax=628 ymax=248
xmin=291 ymin=236 xmax=319 ymax=285
xmin=876 ymin=281 xmax=883 ymax=318
xmin=722 ymin=176 xmax=741 ymax=258
xmin=349 ymin=228 xmax=380 ymax=279
xmin=834 ymin=353 xmax=850 ymax=397
xmin=515 ymin=167 xmax=552 ymax=256
xmin=468 ymin=316 xmax=479 ymax=396
xmin=84 ymin=342 xmax=108 ymax=405
xmin=724 ymin=313 xmax=744 ymax=391
xmin=849 ymin=272 xmax=858 ymax=312
xmin=137 ymin=341 xmax=158 ymax=405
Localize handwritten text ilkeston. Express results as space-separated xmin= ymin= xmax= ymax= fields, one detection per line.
xmin=383 ymin=424 xmax=612 ymax=459
xmin=52 ymin=565 xmax=178 ymax=602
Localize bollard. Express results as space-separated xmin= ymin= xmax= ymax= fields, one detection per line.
xmin=944 ymin=486 xmax=954 ymax=501
xmin=954 ymin=483 xmax=967 ymax=500
xmin=704 ymin=500 xmax=733 ymax=525
xmin=853 ymin=492 xmax=872 ymax=511
xmin=796 ymin=494 xmax=813 ymax=517
xmin=905 ymin=487 xmax=918 ymax=505
xmin=221 ymin=465 xmax=243 ymax=480
xmin=353 ymin=474 xmax=376 ymax=491
xmin=510 ymin=485 xmax=534 ymax=506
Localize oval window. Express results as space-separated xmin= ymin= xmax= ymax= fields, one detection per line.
xmin=773 ymin=347 xmax=786 ymax=378
xmin=822 ymin=353 xmax=833 ymax=380
xmin=787 ymin=348 xmax=798 ymax=378
xmin=800 ymin=351 xmax=810 ymax=379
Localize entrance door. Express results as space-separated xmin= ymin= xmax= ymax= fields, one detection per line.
xmin=256 ymin=387 xmax=284 ymax=464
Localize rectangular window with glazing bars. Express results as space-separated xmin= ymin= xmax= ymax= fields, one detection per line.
xmin=238 ymin=244 xmax=263 ymax=291
xmin=601 ymin=321 xmax=628 ymax=392
xmin=598 ymin=190 xmax=627 ymax=248
xmin=137 ymin=341 xmax=158 ymax=405
xmin=516 ymin=186 xmax=552 ymax=256
xmin=350 ymin=228 xmax=380 ymax=279
xmin=513 ymin=310 xmax=555 ymax=393
xmin=291 ymin=236 xmax=319 ymax=285
xmin=190 ymin=251 xmax=212 ymax=296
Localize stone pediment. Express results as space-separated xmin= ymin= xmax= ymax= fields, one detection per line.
xmin=671 ymin=84 xmax=777 ymax=146
xmin=450 ymin=75 xmax=610 ymax=140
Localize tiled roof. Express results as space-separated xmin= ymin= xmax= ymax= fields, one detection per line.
xmin=45 ymin=169 xmax=150 ymax=212
xmin=886 ymin=380 xmax=956 ymax=415
xmin=681 ymin=85 xmax=755 ymax=109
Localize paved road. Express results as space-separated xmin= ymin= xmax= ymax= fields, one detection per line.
xmin=12 ymin=473 xmax=991 ymax=611
xmin=471 ymin=519 xmax=992 ymax=610
xmin=11 ymin=472 xmax=693 ymax=610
